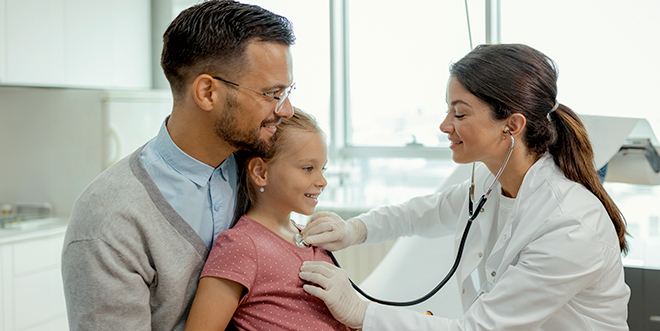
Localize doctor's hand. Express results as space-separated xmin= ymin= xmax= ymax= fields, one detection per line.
xmin=299 ymin=261 xmax=369 ymax=329
xmin=301 ymin=212 xmax=367 ymax=251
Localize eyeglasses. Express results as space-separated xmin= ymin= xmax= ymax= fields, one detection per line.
xmin=212 ymin=76 xmax=295 ymax=114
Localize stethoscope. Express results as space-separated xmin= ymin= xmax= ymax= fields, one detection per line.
xmin=295 ymin=131 xmax=515 ymax=306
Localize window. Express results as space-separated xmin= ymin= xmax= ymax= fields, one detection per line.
xmin=323 ymin=0 xmax=486 ymax=211
xmin=346 ymin=0 xmax=485 ymax=148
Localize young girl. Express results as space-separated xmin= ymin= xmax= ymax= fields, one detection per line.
xmin=185 ymin=109 xmax=349 ymax=331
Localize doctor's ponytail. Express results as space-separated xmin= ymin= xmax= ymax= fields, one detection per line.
xmin=547 ymin=105 xmax=628 ymax=254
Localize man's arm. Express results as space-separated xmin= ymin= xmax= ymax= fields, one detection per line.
xmin=62 ymin=238 xmax=153 ymax=330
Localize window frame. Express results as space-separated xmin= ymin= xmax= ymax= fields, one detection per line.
xmin=329 ymin=0 xmax=501 ymax=160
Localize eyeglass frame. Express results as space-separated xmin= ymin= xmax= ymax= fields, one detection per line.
xmin=212 ymin=76 xmax=295 ymax=114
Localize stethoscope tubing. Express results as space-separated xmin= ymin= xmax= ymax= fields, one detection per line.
xmin=327 ymin=133 xmax=513 ymax=306
xmin=327 ymin=219 xmax=474 ymax=306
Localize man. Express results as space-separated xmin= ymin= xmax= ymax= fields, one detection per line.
xmin=61 ymin=1 xmax=295 ymax=330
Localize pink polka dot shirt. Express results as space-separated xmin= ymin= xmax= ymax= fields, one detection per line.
xmin=201 ymin=215 xmax=350 ymax=331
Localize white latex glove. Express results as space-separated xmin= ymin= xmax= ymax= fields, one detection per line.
xmin=299 ymin=261 xmax=369 ymax=329
xmin=302 ymin=211 xmax=367 ymax=251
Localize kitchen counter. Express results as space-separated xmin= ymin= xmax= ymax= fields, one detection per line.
xmin=0 ymin=217 xmax=68 ymax=245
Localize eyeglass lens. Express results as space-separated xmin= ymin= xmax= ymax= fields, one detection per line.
xmin=275 ymin=84 xmax=295 ymax=113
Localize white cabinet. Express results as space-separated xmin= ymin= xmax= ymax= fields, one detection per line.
xmin=1 ymin=0 xmax=151 ymax=89
xmin=4 ymin=0 xmax=66 ymax=86
xmin=0 ymin=227 xmax=69 ymax=331
xmin=0 ymin=0 xmax=5 ymax=83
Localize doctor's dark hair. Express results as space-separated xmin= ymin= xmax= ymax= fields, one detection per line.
xmin=450 ymin=43 xmax=628 ymax=253
xmin=232 ymin=109 xmax=324 ymax=226
xmin=161 ymin=0 xmax=295 ymax=100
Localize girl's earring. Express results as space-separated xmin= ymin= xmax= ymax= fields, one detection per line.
xmin=259 ymin=186 xmax=265 ymax=193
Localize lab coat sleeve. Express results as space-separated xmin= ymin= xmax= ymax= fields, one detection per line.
xmin=362 ymin=213 xmax=611 ymax=331
xmin=62 ymin=238 xmax=152 ymax=331
xmin=358 ymin=179 xmax=469 ymax=245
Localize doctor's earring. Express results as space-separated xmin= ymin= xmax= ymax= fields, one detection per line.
xmin=259 ymin=186 xmax=265 ymax=193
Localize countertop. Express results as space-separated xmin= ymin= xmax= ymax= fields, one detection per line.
xmin=0 ymin=217 xmax=68 ymax=245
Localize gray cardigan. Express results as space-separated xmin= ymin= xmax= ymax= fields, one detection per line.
xmin=62 ymin=148 xmax=209 ymax=331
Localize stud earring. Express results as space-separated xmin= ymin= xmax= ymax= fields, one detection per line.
xmin=259 ymin=186 xmax=265 ymax=193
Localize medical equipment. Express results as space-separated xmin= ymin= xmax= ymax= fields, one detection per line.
xmin=291 ymin=220 xmax=312 ymax=248
xmin=295 ymin=232 xmax=311 ymax=248
xmin=325 ymin=132 xmax=515 ymax=306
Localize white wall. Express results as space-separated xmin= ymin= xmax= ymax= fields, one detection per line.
xmin=0 ymin=87 xmax=106 ymax=217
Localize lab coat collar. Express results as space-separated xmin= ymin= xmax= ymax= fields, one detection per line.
xmin=515 ymin=153 xmax=559 ymax=206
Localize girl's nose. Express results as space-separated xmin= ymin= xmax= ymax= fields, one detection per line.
xmin=317 ymin=174 xmax=328 ymax=191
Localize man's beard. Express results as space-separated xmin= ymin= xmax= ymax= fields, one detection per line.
xmin=214 ymin=94 xmax=276 ymax=156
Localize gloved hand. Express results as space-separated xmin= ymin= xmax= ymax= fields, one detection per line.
xmin=301 ymin=212 xmax=367 ymax=251
xmin=299 ymin=261 xmax=369 ymax=329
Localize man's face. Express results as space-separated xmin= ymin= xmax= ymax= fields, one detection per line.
xmin=214 ymin=41 xmax=294 ymax=155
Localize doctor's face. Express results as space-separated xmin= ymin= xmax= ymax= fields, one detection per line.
xmin=440 ymin=77 xmax=507 ymax=166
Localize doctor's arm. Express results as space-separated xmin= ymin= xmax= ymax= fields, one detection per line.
xmin=303 ymin=181 xmax=467 ymax=250
xmin=369 ymin=217 xmax=609 ymax=330
xmin=184 ymin=277 xmax=242 ymax=331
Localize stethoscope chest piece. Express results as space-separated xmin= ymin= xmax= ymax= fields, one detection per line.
xmin=294 ymin=233 xmax=311 ymax=248
xmin=290 ymin=220 xmax=311 ymax=248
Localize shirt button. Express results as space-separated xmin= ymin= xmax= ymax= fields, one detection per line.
xmin=478 ymin=252 xmax=483 ymax=258
xmin=491 ymin=271 xmax=497 ymax=277
xmin=462 ymin=288 xmax=465 ymax=294
xmin=503 ymin=234 xmax=508 ymax=240
xmin=214 ymin=204 xmax=220 ymax=211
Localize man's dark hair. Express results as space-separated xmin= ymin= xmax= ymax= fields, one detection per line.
xmin=161 ymin=0 xmax=295 ymax=99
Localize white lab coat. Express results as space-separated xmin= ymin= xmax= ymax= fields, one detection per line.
xmin=358 ymin=154 xmax=630 ymax=330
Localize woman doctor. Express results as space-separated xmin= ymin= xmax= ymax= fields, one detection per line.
xmin=298 ymin=44 xmax=630 ymax=330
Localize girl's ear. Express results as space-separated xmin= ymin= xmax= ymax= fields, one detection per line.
xmin=248 ymin=157 xmax=268 ymax=186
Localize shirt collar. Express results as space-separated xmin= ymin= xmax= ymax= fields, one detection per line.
xmin=154 ymin=118 xmax=232 ymax=186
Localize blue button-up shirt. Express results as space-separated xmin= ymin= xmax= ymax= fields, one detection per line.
xmin=140 ymin=118 xmax=238 ymax=249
